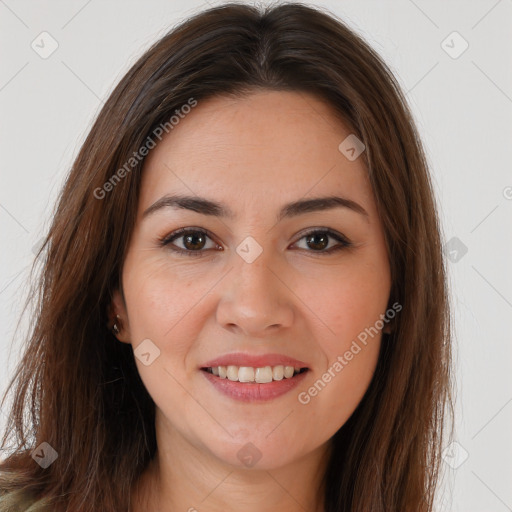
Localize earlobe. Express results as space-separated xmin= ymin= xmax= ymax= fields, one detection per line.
xmin=382 ymin=317 xmax=394 ymax=335
xmin=112 ymin=314 xmax=122 ymax=336
xmin=109 ymin=289 xmax=131 ymax=344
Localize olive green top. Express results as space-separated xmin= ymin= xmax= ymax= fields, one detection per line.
xmin=0 ymin=488 xmax=52 ymax=511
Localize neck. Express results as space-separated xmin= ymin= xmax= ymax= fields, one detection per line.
xmin=132 ymin=412 xmax=330 ymax=512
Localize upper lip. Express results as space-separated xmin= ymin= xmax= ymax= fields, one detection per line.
xmin=201 ymin=352 xmax=310 ymax=369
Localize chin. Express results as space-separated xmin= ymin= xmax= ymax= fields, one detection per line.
xmin=201 ymin=430 xmax=310 ymax=471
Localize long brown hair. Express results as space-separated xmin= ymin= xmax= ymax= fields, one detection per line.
xmin=0 ymin=3 xmax=453 ymax=511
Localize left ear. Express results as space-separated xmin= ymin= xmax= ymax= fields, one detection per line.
xmin=108 ymin=289 xmax=132 ymax=344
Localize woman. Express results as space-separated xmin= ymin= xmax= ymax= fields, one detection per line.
xmin=0 ymin=3 xmax=452 ymax=511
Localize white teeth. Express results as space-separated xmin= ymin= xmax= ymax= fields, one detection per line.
xmin=207 ymin=364 xmax=305 ymax=383
xmin=227 ymin=365 xmax=238 ymax=381
xmin=238 ymin=367 xmax=255 ymax=382
xmin=255 ymin=366 xmax=273 ymax=383
xmin=283 ymin=366 xmax=294 ymax=379
xmin=272 ymin=365 xmax=284 ymax=380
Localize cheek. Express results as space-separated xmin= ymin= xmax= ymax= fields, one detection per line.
xmin=290 ymin=256 xmax=388 ymax=421
xmin=121 ymin=257 xmax=209 ymax=421
xmin=298 ymin=257 xmax=390 ymax=356
xmin=123 ymin=254 xmax=206 ymax=339
xmin=121 ymin=257 xmax=210 ymax=390
xmin=292 ymin=269 xmax=386 ymax=430
xmin=295 ymin=338 xmax=381 ymax=445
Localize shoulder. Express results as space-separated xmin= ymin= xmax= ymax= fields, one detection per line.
xmin=0 ymin=482 xmax=52 ymax=512
xmin=0 ymin=461 xmax=57 ymax=512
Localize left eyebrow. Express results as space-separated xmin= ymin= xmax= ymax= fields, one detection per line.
xmin=278 ymin=196 xmax=368 ymax=221
xmin=142 ymin=194 xmax=369 ymax=221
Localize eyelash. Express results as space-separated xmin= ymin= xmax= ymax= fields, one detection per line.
xmin=159 ymin=227 xmax=352 ymax=257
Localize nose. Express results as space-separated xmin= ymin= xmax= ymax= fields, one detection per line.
xmin=215 ymin=249 xmax=295 ymax=338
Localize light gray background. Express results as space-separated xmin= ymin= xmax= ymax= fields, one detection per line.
xmin=1 ymin=1 xmax=511 ymax=510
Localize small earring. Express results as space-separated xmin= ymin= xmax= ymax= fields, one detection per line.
xmin=112 ymin=314 xmax=121 ymax=335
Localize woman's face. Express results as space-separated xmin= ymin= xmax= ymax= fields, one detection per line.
xmin=113 ymin=90 xmax=391 ymax=469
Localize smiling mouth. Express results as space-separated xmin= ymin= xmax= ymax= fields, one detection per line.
xmin=201 ymin=365 xmax=309 ymax=383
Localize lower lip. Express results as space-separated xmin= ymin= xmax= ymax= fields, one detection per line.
xmin=201 ymin=369 xmax=309 ymax=402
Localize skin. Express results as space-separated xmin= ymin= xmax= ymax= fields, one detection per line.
xmin=111 ymin=90 xmax=392 ymax=512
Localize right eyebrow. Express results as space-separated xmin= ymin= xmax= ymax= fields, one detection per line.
xmin=143 ymin=194 xmax=235 ymax=219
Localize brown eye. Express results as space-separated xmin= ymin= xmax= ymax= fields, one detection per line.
xmin=160 ymin=228 xmax=219 ymax=257
xmin=305 ymin=232 xmax=329 ymax=251
xmin=293 ymin=229 xmax=352 ymax=254
xmin=182 ymin=232 xmax=206 ymax=251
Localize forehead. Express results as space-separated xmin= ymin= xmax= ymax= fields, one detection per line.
xmin=139 ymin=90 xmax=373 ymax=215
